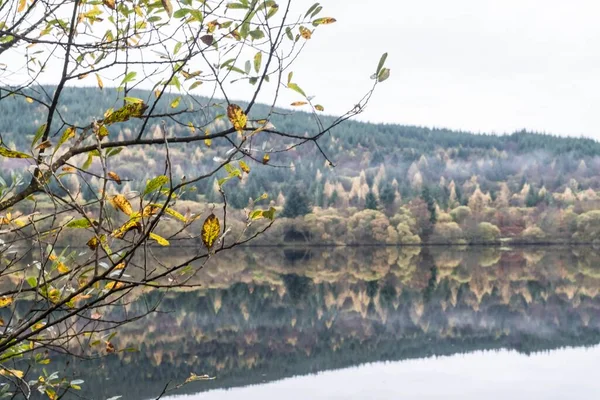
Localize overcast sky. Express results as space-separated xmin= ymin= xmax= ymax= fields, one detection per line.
xmin=289 ymin=0 xmax=600 ymax=138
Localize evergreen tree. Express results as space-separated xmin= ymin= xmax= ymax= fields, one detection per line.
xmin=421 ymin=187 xmax=437 ymax=225
xmin=525 ymin=185 xmax=539 ymax=207
xmin=281 ymin=186 xmax=312 ymax=218
xmin=365 ymin=190 xmax=378 ymax=210
xmin=379 ymin=184 xmax=396 ymax=209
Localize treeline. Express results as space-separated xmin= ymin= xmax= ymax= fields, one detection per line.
xmin=3 ymin=87 xmax=600 ymax=244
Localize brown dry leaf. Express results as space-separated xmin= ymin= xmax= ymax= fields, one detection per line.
xmin=103 ymin=0 xmax=115 ymax=9
xmin=35 ymin=140 xmax=52 ymax=150
xmin=290 ymin=101 xmax=308 ymax=106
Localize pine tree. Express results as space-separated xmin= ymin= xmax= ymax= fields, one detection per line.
xmin=281 ymin=186 xmax=312 ymax=218
xmin=365 ymin=190 xmax=378 ymax=210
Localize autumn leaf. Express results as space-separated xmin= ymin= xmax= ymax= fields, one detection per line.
xmin=201 ymin=213 xmax=220 ymax=249
xmin=104 ymin=282 xmax=124 ymax=291
xmin=25 ymin=96 xmax=33 ymax=103
xmin=110 ymin=195 xmax=133 ymax=215
xmin=239 ymin=160 xmax=250 ymax=174
xmin=108 ymin=171 xmax=122 ymax=184
xmin=200 ymin=35 xmax=213 ymax=46
xmin=91 ymin=312 xmax=102 ymax=320
xmin=87 ymin=236 xmax=99 ymax=250
xmin=149 ymin=232 xmax=170 ymax=246
xmin=315 ymin=104 xmax=325 ymax=111
xmin=262 ymin=153 xmax=270 ymax=164
xmin=299 ymin=26 xmax=312 ymax=39
xmin=103 ymin=102 xmax=147 ymax=124
xmin=112 ymin=220 xmax=141 ymax=239
xmin=103 ymin=0 xmax=116 ymax=9
xmin=17 ymin=0 xmax=26 ymax=12
xmin=57 ymin=262 xmax=70 ymax=274
xmin=105 ymin=341 xmax=116 ymax=353
xmin=227 ymin=104 xmax=247 ymax=134
xmin=0 ymin=369 xmax=23 ymax=378
xmin=0 ymin=147 xmax=31 ymax=159
xmin=161 ymin=0 xmax=173 ymax=17
xmin=0 ymin=296 xmax=13 ymax=308
xmin=290 ymin=101 xmax=308 ymax=106
xmin=35 ymin=140 xmax=52 ymax=150
xmin=312 ymin=17 xmax=336 ymax=26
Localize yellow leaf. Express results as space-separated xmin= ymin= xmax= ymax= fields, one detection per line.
xmin=170 ymin=96 xmax=180 ymax=108
xmin=110 ymin=194 xmax=133 ymax=215
xmin=299 ymin=26 xmax=312 ymax=39
xmin=57 ymin=262 xmax=70 ymax=274
xmin=17 ymin=0 xmax=26 ymax=12
xmin=25 ymin=96 xmax=34 ymax=103
xmin=32 ymin=322 xmax=46 ymax=331
xmin=112 ymin=220 xmax=141 ymax=239
xmin=0 ymin=369 xmax=23 ymax=378
xmin=103 ymin=0 xmax=115 ymax=9
xmin=104 ymin=282 xmax=124 ymax=291
xmin=0 ymin=147 xmax=32 ymax=159
xmin=0 ymin=296 xmax=13 ymax=308
xmin=86 ymin=234 xmax=106 ymax=250
xmin=315 ymin=104 xmax=325 ymax=111
xmin=62 ymin=166 xmax=75 ymax=172
xmin=227 ymin=104 xmax=247 ymax=134
xmin=201 ymin=213 xmax=220 ymax=249
xmin=161 ymin=0 xmax=173 ymax=17
xmin=108 ymin=171 xmax=122 ymax=184
xmin=115 ymin=262 xmax=126 ymax=270
xmin=204 ymin=138 xmax=212 ymax=147
xmin=262 ymin=153 xmax=270 ymax=164
xmin=239 ymin=160 xmax=250 ymax=174
xmin=149 ymin=232 xmax=170 ymax=246
xmin=290 ymin=101 xmax=308 ymax=106
xmin=312 ymin=17 xmax=337 ymax=26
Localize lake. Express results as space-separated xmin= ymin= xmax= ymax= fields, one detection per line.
xmin=55 ymin=246 xmax=600 ymax=399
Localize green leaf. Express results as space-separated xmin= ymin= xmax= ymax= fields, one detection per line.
xmin=120 ymin=71 xmax=137 ymax=86
xmin=143 ymin=175 xmax=169 ymax=196
xmin=376 ymin=52 xmax=388 ymax=75
xmin=123 ymin=96 xmax=143 ymax=104
xmin=173 ymin=8 xmax=189 ymax=18
xmin=377 ymin=67 xmax=390 ymax=82
xmin=26 ymin=276 xmax=37 ymax=288
xmin=253 ymin=52 xmax=262 ymax=73
xmin=82 ymin=152 xmax=94 ymax=170
xmin=244 ymin=60 xmax=251 ymax=75
xmin=66 ymin=218 xmax=92 ymax=228
xmin=32 ymin=123 xmax=47 ymax=148
xmin=285 ymin=27 xmax=293 ymax=40
xmin=226 ymin=2 xmax=248 ymax=9
xmin=304 ymin=2 xmax=320 ymax=18
xmin=249 ymin=29 xmax=265 ymax=40
xmin=288 ymin=83 xmax=306 ymax=97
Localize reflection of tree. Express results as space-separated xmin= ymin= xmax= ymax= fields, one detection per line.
xmin=28 ymin=246 xmax=600 ymax=399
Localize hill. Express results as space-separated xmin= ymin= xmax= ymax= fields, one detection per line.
xmin=2 ymin=86 xmax=600 ymax=244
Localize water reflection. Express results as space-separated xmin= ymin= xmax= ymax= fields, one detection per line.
xmin=61 ymin=246 xmax=600 ymax=399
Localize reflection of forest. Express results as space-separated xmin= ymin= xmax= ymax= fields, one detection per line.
xmin=61 ymin=246 xmax=600 ymax=399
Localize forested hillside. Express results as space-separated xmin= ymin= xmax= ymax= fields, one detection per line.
xmin=2 ymin=87 xmax=600 ymax=244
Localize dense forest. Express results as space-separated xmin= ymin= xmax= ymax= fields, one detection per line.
xmin=2 ymin=87 xmax=600 ymax=244
xmin=7 ymin=246 xmax=599 ymax=399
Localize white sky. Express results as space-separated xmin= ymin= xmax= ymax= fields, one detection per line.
xmin=289 ymin=0 xmax=600 ymax=138
xmin=8 ymin=0 xmax=599 ymax=138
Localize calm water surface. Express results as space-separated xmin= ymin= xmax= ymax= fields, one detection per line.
xmin=60 ymin=246 xmax=600 ymax=399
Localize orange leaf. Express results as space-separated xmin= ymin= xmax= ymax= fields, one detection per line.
xmin=290 ymin=101 xmax=308 ymax=106
xmin=108 ymin=171 xmax=122 ymax=184
xmin=299 ymin=26 xmax=312 ymax=39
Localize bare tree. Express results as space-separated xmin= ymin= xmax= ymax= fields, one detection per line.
xmin=0 ymin=0 xmax=389 ymax=397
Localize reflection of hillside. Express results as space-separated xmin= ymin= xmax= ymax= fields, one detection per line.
xmin=57 ymin=247 xmax=600 ymax=399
